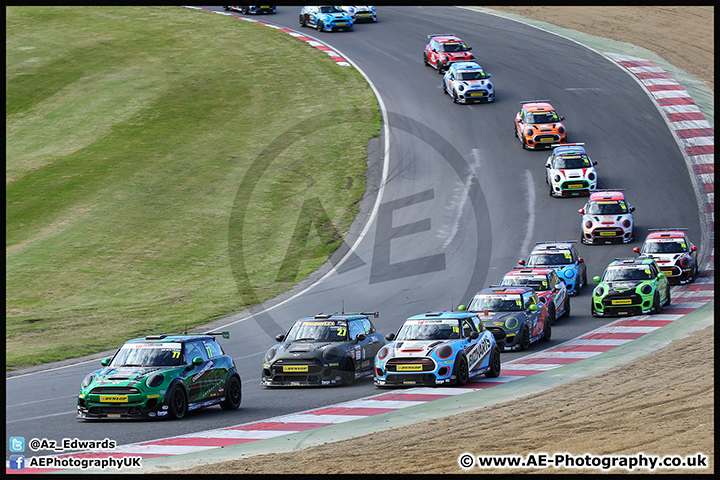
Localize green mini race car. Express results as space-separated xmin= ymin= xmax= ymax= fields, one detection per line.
xmin=262 ymin=312 xmax=385 ymax=386
xmin=77 ymin=332 xmax=241 ymax=420
xmin=591 ymin=257 xmax=671 ymax=317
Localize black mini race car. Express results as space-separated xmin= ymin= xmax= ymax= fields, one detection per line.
xmin=262 ymin=312 xmax=385 ymax=386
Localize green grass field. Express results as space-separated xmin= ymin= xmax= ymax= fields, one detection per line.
xmin=6 ymin=6 xmax=380 ymax=370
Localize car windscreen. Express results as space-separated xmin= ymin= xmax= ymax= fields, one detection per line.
xmin=467 ymin=294 xmax=523 ymax=312
xmin=395 ymin=319 xmax=460 ymax=341
xmin=110 ymin=342 xmax=182 ymax=367
xmin=555 ymin=155 xmax=592 ymax=169
xmin=603 ymin=266 xmax=653 ymax=281
xmin=500 ymin=276 xmax=549 ymax=291
xmin=643 ymin=240 xmax=686 ymax=253
xmin=527 ymin=252 xmax=573 ymax=266
xmin=586 ymin=201 xmax=627 ymax=215
xmin=526 ymin=112 xmax=560 ymax=123
xmin=284 ymin=320 xmax=348 ymax=342
xmin=320 ymin=6 xmax=344 ymax=13
xmin=439 ymin=42 xmax=468 ymax=53
xmin=457 ymin=70 xmax=486 ymax=80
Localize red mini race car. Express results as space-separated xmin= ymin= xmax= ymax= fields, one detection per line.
xmin=423 ymin=33 xmax=475 ymax=74
xmin=514 ymin=100 xmax=567 ymax=149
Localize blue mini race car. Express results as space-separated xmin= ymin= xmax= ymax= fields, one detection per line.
xmin=374 ymin=311 xmax=503 ymax=387
xmin=299 ymin=6 xmax=354 ymax=32
xmin=519 ymin=240 xmax=588 ymax=296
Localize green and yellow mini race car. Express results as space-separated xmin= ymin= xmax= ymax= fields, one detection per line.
xmin=591 ymin=257 xmax=671 ymax=317
xmin=77 ymin=332 xmax=241 ymax=420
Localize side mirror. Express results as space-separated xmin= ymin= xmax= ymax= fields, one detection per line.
xmin=658 ymin=272 xmax=666 ymax=278
xmin=560 ymin=116 xmax=566 ymax=121
xmin=593 ymin=161 xmax=598 ymax=165
xmin=528 ymin=304 xmax=538 ymax=311
xmin=633 ymin=247 xmax=640 ymax=254
xmin=385 ymin=332 xmax=395 ymax=341
xmin=629 ymin=206 xmax=636 ymax=212
xmin=192 ymin=356 xmax=204 ymax=366
xmin=486 ymin=73 xmax=491 ymax=78
xmin=355 ymin=333 xmax=366 ymax=342
xmin=467 ymin=46 xmax=472 ymax=51
xmin=691 ymin=246 xmax=698 ymax=251
xmin=578 ymin=257 xmax=584 ymax=264
xmin=518 ymin=259 xmax=526 ymax=266
xmin=593 ymin=275 xmax=601 ymax=282
xmin=578 ymin=208 xmax=585 ymax=214
xmin=468 ymin=331 xmax=479 ymax=340
xmin=275 ymin=334 xmax=285 ymax=342
xmin=457 ymin=305 xmax=467 ymax=311
xmin=101 ymin=358 xmax=111 ymax=366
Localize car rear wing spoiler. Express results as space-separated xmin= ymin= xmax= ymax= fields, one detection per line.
xmin=519 ymin=99 xmax=551 ymax=104
xmin=428 ymin=33 xmax=456 ymax=38
xmin=205 ymin=331 xmax=230 ymax=339
xmin=648 ymin=227 xmax=688 ymax=232
xmin=551 ymin=142 xmax=584 ymax=148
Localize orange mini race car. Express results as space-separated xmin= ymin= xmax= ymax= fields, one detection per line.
xmin=514 ymin=100 xmax=567 ymax=149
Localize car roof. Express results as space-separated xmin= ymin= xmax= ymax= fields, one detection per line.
xmin=522 ymin=101 xmax=555 ymax=112
xmin=478 ymin=286 xmax=534 ymax=295
xmin=589 ymin=190 xmax=625 ymax=201
xmin=609 ymin=257 xmax=655 ymax=266
xmin=432 ymin=35 xmax=463 ymax=42
xmin=125 ymin=334 xmax=215 ymax=344
xmin=532 ymin=241 xmax=576 ymax=250
xmin=552 ymin=144 xmax=587 ymax=155
xmin=646 ymin=230 xmax=687 ymax=239
xmin=296 ymin=312 xmax=375 ymax=322
xmin=407 ymin=311 xmax=475 ymax=321
xmin=505 ymin=268 xmax=554 ymax=276
xmin=453 ymin=61 xmax=483 ymax=70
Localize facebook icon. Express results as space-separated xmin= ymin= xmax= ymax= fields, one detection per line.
xmin=9 ymin=455 xmax=25 ymax=470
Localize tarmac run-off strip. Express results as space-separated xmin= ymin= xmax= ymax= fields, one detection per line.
xmin=6 ymin=11 xmax=714 ymax=475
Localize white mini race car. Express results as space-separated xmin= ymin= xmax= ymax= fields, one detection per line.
xmin=579 ymin=190 xmax=635 ymax=244
xmin=442 ymin=62 xmax=494 ymax=104
xmin=546 ymin=143 xmax=598 ymax=197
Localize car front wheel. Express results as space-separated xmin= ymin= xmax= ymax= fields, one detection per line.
xmin=340 ymin=358 xmax=354 ymax=386
xmin=453 ymin=355 xmax=469 ymax=386
xmin=167 ymin=385 xmax=187 ymax=420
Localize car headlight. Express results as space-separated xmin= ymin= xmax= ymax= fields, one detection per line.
xmin=265 ymin=347 xmax=277 ymax=363
xmin=640 ymin=284 xmax=653 ymax=295
xmin=585 ymin=220 xmax=593 ymax=229
xmin=554 ymin=174 xmax=561 ymax=182
xmin=82 ymin=374 xmax=95 ymax=388
xmin=505 ymin=317 xmax=519 ymax=330
xmin=377 ymin=346 xmax=389 ymax=361
xmin=525 ymin=129 xmax=533 ymax=137
xmin=487 ymin=82 xmax=493 ymax=90
xmin=437 ymin=345 xmax=453 ymax=359
xmin=679 ymin=257 xmax=690 ymax=267
xmin=147 ymin=372 xmax=164 ymax=388
xmin=322 ymin=346 xmax=339 ymax=361
xmin=588 ymin=172 xmax=596 ymax=181
xmin=594 ymin=286 xmax=605 ymax=297
xmin=564 ymin=269 xmax=575 ymax=279
xmin=558 ymin=126 xmax=565 ymax=134
xmin=458 ymin=84 xmax=465 ymax=91
xmin=623 ymin=219 xmax=632 ymax=228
